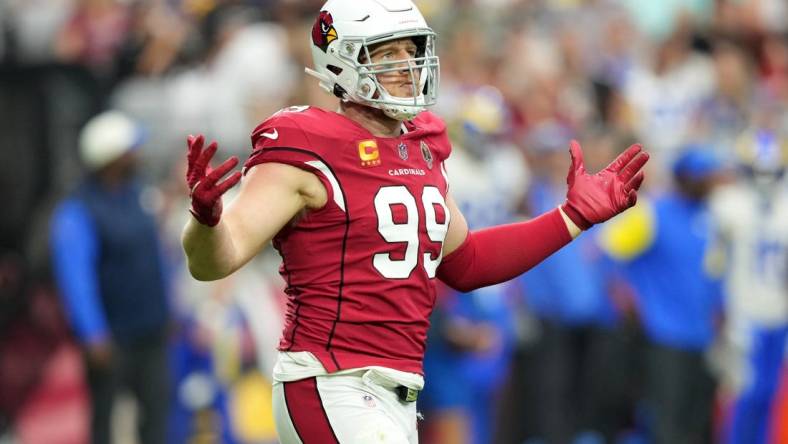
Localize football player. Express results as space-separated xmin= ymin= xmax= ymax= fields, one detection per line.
xmin=711 ymin=129 xmax=788 ymax=444
xmin=181 ymin=1 xmax=649 ymax=442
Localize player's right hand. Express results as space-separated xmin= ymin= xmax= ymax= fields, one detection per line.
xmin=186 ymin=134 xmax=241 ymax=227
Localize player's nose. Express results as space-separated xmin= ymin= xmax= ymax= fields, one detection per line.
xmin=393 ymin=49 xmax=415 ymax=71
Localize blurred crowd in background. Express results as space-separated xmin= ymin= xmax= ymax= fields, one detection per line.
xmin=0 ymin=0 xmax=787 ymax=443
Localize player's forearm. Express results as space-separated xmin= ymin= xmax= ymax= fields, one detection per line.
xmin=181 ymin=217 xmax=240 ymax=281
xmin=436 ymin=208 xmax=574 ymax=292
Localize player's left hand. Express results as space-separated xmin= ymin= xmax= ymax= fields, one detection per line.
xmin=561 ymin=140 xmax=649 ymax=230
xmin=186 ymin=134 xmax=241 ymax=227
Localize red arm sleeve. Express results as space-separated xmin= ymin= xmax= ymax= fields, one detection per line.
xmin=436 ymin=208 xmax=573 ymax=292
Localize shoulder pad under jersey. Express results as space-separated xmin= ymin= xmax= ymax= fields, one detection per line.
xmin=410 ymin=111 xmax=447 ymax=136
xmin=249 ymin=106 xmax=323 ymax=151
xmin=244 ymin=106 xmax=357 ymax=177
xmin=407 ymin=111 xmax=451 ymax=162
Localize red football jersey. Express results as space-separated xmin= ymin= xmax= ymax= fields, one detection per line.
xmin=243 ymin=106 xmax=452 ymax=375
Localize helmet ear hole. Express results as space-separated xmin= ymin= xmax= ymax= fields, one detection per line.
xmin=327 ymin=65 xmax=343 ymax=75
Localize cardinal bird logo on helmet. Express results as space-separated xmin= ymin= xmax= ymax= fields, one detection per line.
xmin=312 ymin=11 xmax=337 ymax=53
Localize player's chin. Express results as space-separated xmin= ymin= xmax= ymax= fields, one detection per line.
xmin=388 ymin=85 xmax=416 ymax=98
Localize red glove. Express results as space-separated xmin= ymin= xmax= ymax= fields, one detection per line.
xmin=186 ymin=135 xmax=242 ymax=227
xmin=561 ymin=140 xmax=649 ymax=230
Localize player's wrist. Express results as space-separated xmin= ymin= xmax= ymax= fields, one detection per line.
xmin=558 ymin=205 xmax=583 ymax=238
xmin=189 ymin=199 xmax=222 ymax=227
xmin=560 ymin=201 xmax=592 ymax=231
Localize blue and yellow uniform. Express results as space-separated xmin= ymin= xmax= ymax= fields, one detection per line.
xmin=598 ymin=161 xmax=724 ymax=444
xmin=598 ymin=193 xmax=724 ymax=350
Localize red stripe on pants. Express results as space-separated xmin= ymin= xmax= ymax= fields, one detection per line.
xmin=283 ymin=378 xmax=340 ymax=443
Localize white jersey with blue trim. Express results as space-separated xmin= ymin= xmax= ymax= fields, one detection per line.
xmin=710 ymin=181 xmax=788 ymax=327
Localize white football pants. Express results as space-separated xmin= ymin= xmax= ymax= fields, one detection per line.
xmin=272 ymin=369 xmax=419 ymax=443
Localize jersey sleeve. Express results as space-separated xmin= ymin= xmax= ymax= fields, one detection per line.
xmin=244 ymin=113 xmax=314 ymax=172
xmin=243 ymin=111 xmax=342 ymax=213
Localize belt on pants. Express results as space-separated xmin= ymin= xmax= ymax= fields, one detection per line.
xmin=395 ymin=385 xmax=419 ymax=402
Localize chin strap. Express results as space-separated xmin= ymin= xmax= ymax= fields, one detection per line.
xmin=304 ymin=67 xmax=334 ymax=95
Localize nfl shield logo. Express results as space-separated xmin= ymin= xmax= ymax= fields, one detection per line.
xmin=398 ymin=142 xmax=408 ymax=160
xmin=420 ymin=141 xmax=433 ymax=169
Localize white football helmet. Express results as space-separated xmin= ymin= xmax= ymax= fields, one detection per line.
xmin=305 ymin=0 xmax=439 ymax=121
xmin=735 ymin=128 xmax=788 ymax=186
